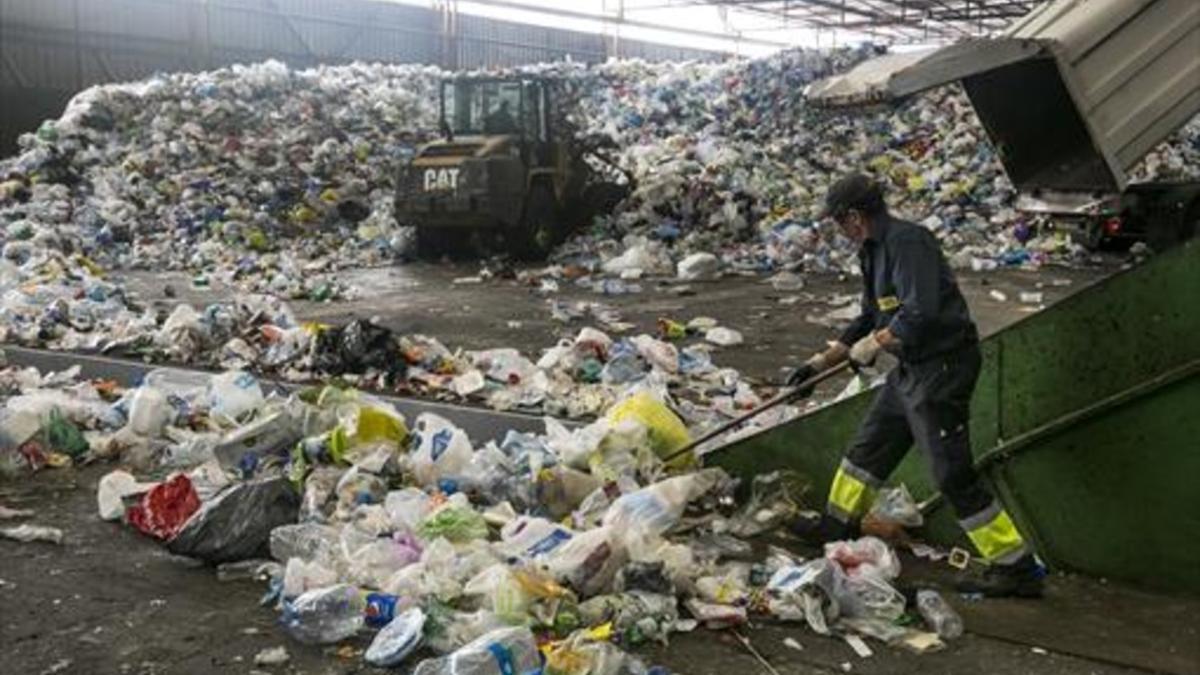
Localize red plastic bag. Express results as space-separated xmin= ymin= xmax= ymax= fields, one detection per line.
xmin=126 ymin=474 xmax=200 ymax=540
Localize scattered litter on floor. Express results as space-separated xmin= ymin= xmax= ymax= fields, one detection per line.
xmin=0 ymin=505 xmax=35 ymax=519
xmin=0 ymin=354 xmax=981 ymax=672
xmin=1 ymin=523 xmax=64 ymax=544
xmin=253 ymin=646 xmax=290 ymax=667
xmin=844 ymin=634 xmax=874 ymax=658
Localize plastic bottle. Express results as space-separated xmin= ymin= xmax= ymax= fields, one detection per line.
xmin=142 ymin=368 xmax=211 ymax=404
xmin=412 ymin=626 xmax=541 ymax=675
xmin=363 ymin=591 xmax=402 ymax=628
xmin=601 ymin=353 xmax=645 ymax=384
xmin=365 ymin=607 xmax=426 ymax=667
xmin=916 ymin=589 xmax=964 ymax=639
xmin=127 ymin=386 xmax=173 ymax=436
xmin=281 ymin=584 xmax=364 ymax=644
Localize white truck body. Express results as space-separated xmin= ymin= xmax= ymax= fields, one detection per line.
xmin=806 ymin=0 xmax=1200 ymax=198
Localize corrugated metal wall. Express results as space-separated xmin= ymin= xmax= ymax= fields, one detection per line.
xmin=616 ymin=37 xmax=721 ymax=63
xmin=454 ymin=12 xmax=606 ymax=70
xmin=0 ymin=0 xmax=725 ymax=152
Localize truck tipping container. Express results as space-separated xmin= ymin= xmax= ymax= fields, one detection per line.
xmin=806 ymin=0 xmax=1200 ymax=248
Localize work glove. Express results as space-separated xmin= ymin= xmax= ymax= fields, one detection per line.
xmin=785 ymin=344 xmax=843 ymax=396
xmin=849 ymin=331 xmax=884 ymax=367
xmin=785 ymin=361 xmax=820 ymax=397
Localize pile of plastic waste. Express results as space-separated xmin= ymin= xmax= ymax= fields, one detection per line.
xmin=6 ymin=49 xmax=1198 ymax=298
xmin=559 ymin=54 xmax=1200 ymax=277
xmin=0 ymin=355 xmax=966 ymax=672
xmin=0 ymin=60 xmax=443 ymax=300
xmin=0 ymin=225 xmax=792 ymax=426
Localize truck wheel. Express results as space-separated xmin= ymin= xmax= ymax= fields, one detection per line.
xmin=574 ymin=181 xmax=630 ymax=227
xmin=416 ymin=227 xmax=456 ymax=259
xmin=1078 ymin=218 xmax=1105 ymax=251
xmin=511 ymin=184 xmax=557 ymax=260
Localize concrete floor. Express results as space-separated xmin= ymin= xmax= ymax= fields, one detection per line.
xmin=122 ymin=259 xmax=1120 ymax=389
xmin=3 ymin=464 xmax=1196 ymax=675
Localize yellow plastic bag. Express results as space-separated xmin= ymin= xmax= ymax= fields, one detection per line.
xmin=329 ymin=405 xmax=408 ymax=464
xmin=542 ymin=623 xmax=617 ymax=675
xmin=605 ymin=392 xmax=693 ymax=470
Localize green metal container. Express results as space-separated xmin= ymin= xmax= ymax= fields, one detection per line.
xmin=712 ymin=239 xmax=1200 ymax=593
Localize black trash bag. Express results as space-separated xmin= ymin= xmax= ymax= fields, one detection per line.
xmin=337 ymin=200 xmax=370 ymax=223
xmin=167 ymin=476 xmax=300 ymax=564
xmin=311 ymin=323 xmax=347 ymax=374
xmin=341 ymin=319 xmax=397 ymax=373
xmin=311 ymin=319 xmax=403 ymax=379
xmin=616 ymin=561 xmax=675 ymax=596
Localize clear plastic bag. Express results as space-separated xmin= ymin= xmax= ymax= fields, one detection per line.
xmin=601 ymin=469 xmax=726 ymax=545
xmin=282 ymin=557 xmax=339 ymax=599
xmin=867 ymin=484 xmax=924 ymax=528
xmin=384 ymin=487 xmax=433 ymax=533
xmin=206 ymin=370 xmax=265 ymax=422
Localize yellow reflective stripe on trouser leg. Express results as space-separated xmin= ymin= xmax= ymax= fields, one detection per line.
xmin=961 ymin=501 xmax=1029 ymax=564
xmin=826 ymin=459 xmax=880 ymax=523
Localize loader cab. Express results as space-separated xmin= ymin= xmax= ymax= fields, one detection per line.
xmin=398 ymin=75 xmax=585 ymax=259
xmin=440 ymin=77 xmax=553 ymax=168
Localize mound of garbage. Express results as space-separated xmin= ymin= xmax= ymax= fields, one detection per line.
xmin=1 ymin=47 xmax=1197 ymax=444
xmin=0 ymin=235 xmax=789 ymax=425
xmin=0 ymin=60 xmax=443 ymax=300
xmin=1 ymin=357 xmax=965 ymax=673
xmin=560 ymin=52 xmax=1200 ymax=277
xmin=6 ymin=48 xmax=1197 ymax=295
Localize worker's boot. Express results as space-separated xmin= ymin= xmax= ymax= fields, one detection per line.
xmin=789 ymin=512 xmax=858 ymax=546
xmin=955 ymin=555 xmax=1045 ymax=598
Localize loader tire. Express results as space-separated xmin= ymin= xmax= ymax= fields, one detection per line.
xmin=510 ymin=184 xmax=557 ymax=261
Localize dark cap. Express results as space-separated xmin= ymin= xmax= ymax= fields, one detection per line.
xmin=819 ymin=173 xmax=884 ymax=220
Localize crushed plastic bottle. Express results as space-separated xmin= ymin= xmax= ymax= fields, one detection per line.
xmin=280 ymin=583 xmax=364 ymax=644
xmin=412 ymin=626 xmax=541 ymax=675
xmin=916 ymin=589 xmax=964 ymax=639
xmin=365 ymin=607 xmax=426 ymax=667
xmin=269 ymin=522 xmax=341 ymax=566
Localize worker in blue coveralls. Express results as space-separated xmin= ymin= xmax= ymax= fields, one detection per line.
xmin=788 ymin=173 xmax=1043 ymax=598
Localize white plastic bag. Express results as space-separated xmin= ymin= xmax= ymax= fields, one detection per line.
xmin=544 ymin=526 xmax=626 ymax=598
xmin=601 ymin=469 xmax=725 ymax=544
xmin=385 ymin=488 xmax=433 ymax=533
xmin=705 ymin=327 xmax=744 ymax=347
xmin=676 ymin=252 xmax=720 ymax=280
xmin=408 ymin=413 xmax=473 ymax=487
xmin=127 ymin=386 xmax=172 ymax=436
xmin=206 ymin=370 xmax=264 ymax=421
xmin=497 ymin=516 xmax=575 ymax=561
xmin=97 ymin=470 xmax=156 ymax=521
